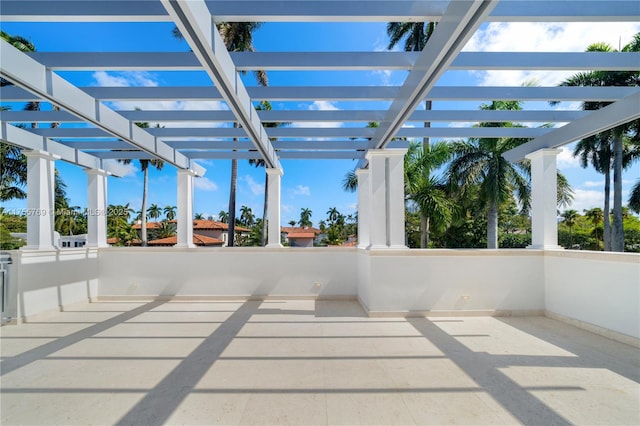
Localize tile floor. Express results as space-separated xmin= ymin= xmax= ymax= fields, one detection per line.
xmin=1 ymin=299 xmax=638 ymax=425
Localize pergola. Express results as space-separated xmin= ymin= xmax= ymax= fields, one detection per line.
xmin=1 ymin=0 xmax=639 ymax=250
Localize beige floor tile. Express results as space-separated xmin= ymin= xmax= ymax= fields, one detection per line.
xmin=239 ymin=393 xmax=327 ymax=426
xmin=326 ymin=392 xmax=416 ymax=425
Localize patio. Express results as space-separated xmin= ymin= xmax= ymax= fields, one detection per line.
xmin=2 ymin=298 xmax=639 ymax=425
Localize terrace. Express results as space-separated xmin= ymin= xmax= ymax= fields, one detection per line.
xmin=1 ymin=1 xmax=639 ymax=424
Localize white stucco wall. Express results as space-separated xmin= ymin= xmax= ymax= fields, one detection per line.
xmin=6 ymin=249 xmax=99 ymax=320
xmin=361 ymin=249 xmax=545 ymax=315
xmin=98 ymin=247 xmax=358 ymax=298
xmin=545 ymin=250 xmax=640 ymax=341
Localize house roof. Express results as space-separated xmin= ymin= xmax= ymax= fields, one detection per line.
xmin=132 ymin=221 xmax=164 ymax=230
xmin=192 ymin=219 xmax=250 ymax=232
xmin=147 ymin=233 xmax=224 ymax=246
xmin=287 ymin=232 xmax=316 ymax=239
xmin=281 ymin=227 xmax=321 ymax=235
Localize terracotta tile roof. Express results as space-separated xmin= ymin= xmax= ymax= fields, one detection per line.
xmin=147 ymin=233 xmax=224 ymax=246
xmin=281 ymin=226 xmax=321 ymax=235
xmin=287 ymin=232 xmax=316 ymax=239
xmin=193 ymin=220 xmax=250 ymax=232
xmin=132 ymin=221 xmax=163 ymax=230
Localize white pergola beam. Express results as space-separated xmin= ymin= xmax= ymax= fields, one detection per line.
xmin=504 ymin=93 xmax=640 ymax=162
xmin=6 ymin=85 xmax=637 ymax=102
xmin=181 ymin=150 xmax=366 ymax=160
xmin=0 ymin=122 xmax=124 ymax=176
xmin=3 ymin=1 xmax=635 ymax=23
xmin=0 ymin=109 xmax=591 ymax=124
xmin=0 ymin=40 xmax=205 ymax=176
xmin=28 ymin=51 xmax=639 ymax=72
xmin=161 ymin=0 xmax=280 ymax=170
xmin=364 ymin=0 xmax=498 ymax=167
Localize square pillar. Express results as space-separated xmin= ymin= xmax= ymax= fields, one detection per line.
xmin=366 ymin=149 xmax=408 ymax=249
xmin=176 ymin=169 xmax=197 ymax=248
xmin=356 ymin=169 xmax=370 ymax=249
xmin=526 ymin=148 xmax=563 ymax=250
xmin=23 ymin=150 xmax=59 ymax=250
xmin=85 ymin=168 xmax=109 ymax=248
xmin=266 ymin=168 xmax=283 ymax=248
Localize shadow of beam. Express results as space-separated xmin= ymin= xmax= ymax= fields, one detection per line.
xmin=1 ymin=300 xmax=166 ymax=377
xmin=115 ymin=300 xmax=261 ymax=426
xmin=408 ymin=318 xmax=572 ymax=426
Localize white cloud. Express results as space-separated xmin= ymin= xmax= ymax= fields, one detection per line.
xmin=103 ymin=160 xmax=138 ymax=177
xmin=583 ymin=180 xmax=604 ymax=188
xmin=93 ymin=71 xmax=158 ymax=87
xmin=282 ymin=204 xmax=292 ymax=213
xmin=243 ymin=175 xmax=264 ymax=196
xmin=569 ymin=189 xmax=605 ymax=213
xmin=291 ymin=185 xmax=310 ymax=197
xmin=464 ymin=22 xmax=640 ymax=86
xmin=347 ymin=203 xmax=357 ymax=211
xmin=194 ymin=177 xmax=218 ymax=191
xmin=557 ymin=146 xmax=581 ymax=169
xmin=291 ymin=101 xmax=342 ymax=129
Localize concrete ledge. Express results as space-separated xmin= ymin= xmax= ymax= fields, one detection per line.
xmin=544 ymin=249 xmax=640 ymax=263
xmin=363 ymin=248 xmax=545 ymax=257
xmin=546 ymin=310 xmax=640 ymax=348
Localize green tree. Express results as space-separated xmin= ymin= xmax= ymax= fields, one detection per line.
xmin=561 ymin=209 xmax=579 ymax=248
xmin=107 ymin=203 xmax=136 ymax=246
xmin=118 ymin=119 xmax=165 ymax=246
xmin=218 ymin=210 xmax=228 ymax=223
xmin=554 ymin=34 xmax=640 ymax=251
xmin=147 ymin=204 xmax=162 ymax=221
xmin=299 ymin=208 xmax=313 ymax=227
xmin=584 ymin=207 xmax=604 ymax=250
xmin=448 ymin=101 xmax=532 ymax=249
xmin=163 ymin=205 xmax=176 ymax=221
xmin=288 ymin=220 xmax=297 ymax=227
xmin=629 ymin=180 xmax=640 ymax=214
xmin=239 ymin=205 xmax=255 ymax=227
xmin=405 ymin=141 xmax=454 ymax=247
xmin=0 ymin=143 xmax=27 ymax=201
xmin=194 ymin=212 xmax=205 ymax=220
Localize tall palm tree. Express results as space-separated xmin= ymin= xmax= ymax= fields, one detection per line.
xmin=405 ymin=141 xmax=454 ymax=247
xmin=218 ymin=210 xmax=228 ymax=223
xmin=239 ymin=205 xmax=254 ymax=227
xmin=118 ymin=120 xmax=164 ymax=246
xmin=584 ymin=207 xmax=604 ymax=250
xmin=194 ymin=213 xmax=205 ymax=220
xmin=299 ymin=208 xmax=313 ymax=227
xmin=555 ymin=34 xmax=640 ymax=251
xmin=163 ymin=205 xmax=177 ymax=221
xmin=147 ymin=204 xmax=162 ymax=221
xmin=326 ymin=207 xmax=340 ymax=224
xmin=448 ymin=101 xmax=532 ymax=249
xmin=561 ymin=209 xmax=579 ymax=248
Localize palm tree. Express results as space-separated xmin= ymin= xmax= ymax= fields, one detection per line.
xmin=288 ymin=220 xmax=297 ymax=227
xmin=326 ymin=207 xmax=340 ymax=224
xmin=147 ymin=204 xmax=162 ymax=221
xmin=299 ymin=208 xmax=313 ymax=227
xmin=249 ymin=100 xmax=287 ymax=246
xmin=448 ymin=101 xmax=532 ymax=249
xmin=218 ymin=211 xmax=228 ymax=223
xmin=629 ymin=180 xmax=640 ymax=214
xmin=194 ymin=213 xmax=205 ymax=220
xmin=163 ymin=205 xmax=177 ymax=221
xmin=117 ymin=119 xmax=164 ymax=246
xmin=1 ymin=31 xmax=36 ymax=87
xmin=554 ymin=34 xmax=640 ymax=251
xmin=239 ymin=205 xmax=255 ymax=227
xmin=405 ymin=141 xmax=454 ymax=247
xmin=155 ymin=221 xmax=176 ymax=239
xmin=561 ymin=209 xmax=579 ymax=248
xmin=584 ymin=207 xmax=604 ymax=250
xmin=0 ymin=142 xmax=27 ymax=201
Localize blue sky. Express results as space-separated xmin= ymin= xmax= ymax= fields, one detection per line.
xmin=2 ymin=20 xmax=639 ymax=224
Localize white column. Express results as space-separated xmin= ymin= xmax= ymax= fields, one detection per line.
xmin=356 ymin=169 xmax=370 ymax=249
xmin=24 ymin=150 xmax=59 ymax=250
xmin=266 ymin=168 xmax=283 ymax=248
xmin=176 ymin=169 xmax=196 ymax=248
xmin=526 ymin=148 xmax=563 ymax=250
xmin=85 ymin=168 xmax=109 ymax=248
xmin=366 ymin=149 xmax=408 ymax=249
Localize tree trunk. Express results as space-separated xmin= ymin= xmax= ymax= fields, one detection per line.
xmin=487 ymin=201 xmax=498 ymax=249
xmin=141 ymin=167 xmax=148 ymax=246
xmin=420 ymin=99 xmax=432 ymax=247
xmin=611 ymin=131 xmax=624 ymax=252
xmin=603 ymin=165 xmax=611 ymax=251
xmin=262 ymin=172 xmax=269 ymax=246
xmin=227 ymin=157 xmax=237 ymax=247
xmin=420 ymin=214 xmax=430 ymax=248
